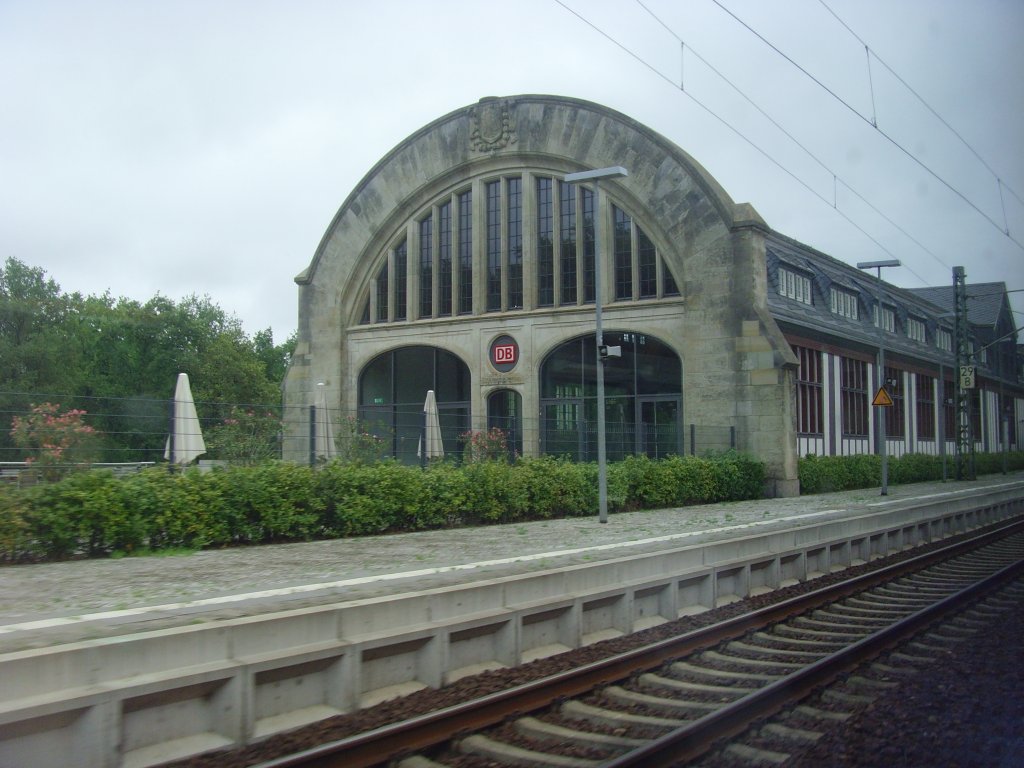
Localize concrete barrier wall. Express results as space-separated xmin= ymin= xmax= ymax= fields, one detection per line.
xmin=1 ymin=488 xmax=1021 ymax=767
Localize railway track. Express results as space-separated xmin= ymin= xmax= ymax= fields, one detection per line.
xmin=249 ymin=517 xmax=1024 ymax=768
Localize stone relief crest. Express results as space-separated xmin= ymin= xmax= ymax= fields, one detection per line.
xmin=469 ymin=97 xmax=517 ymax=152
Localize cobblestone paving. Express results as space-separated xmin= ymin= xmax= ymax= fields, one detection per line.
xmin=1 ymin=475 xmax=1020 ymax=652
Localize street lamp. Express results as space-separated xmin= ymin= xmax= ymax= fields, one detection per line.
xmin=857 ymin=259 xmax=901 ymax=496
xmin=564 ymin=166 xmax=629 ymax=523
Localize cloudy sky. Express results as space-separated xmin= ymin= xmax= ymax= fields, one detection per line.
xmin=2 ymin=0 xmax=1022 ymax=344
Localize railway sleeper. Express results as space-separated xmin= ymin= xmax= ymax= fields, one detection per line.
xmin=561 ymin=699 xmax=684 ymax=729
xmin=638 ymin=671 xmax=758 ymax=697
xmin=774 ymin=622 xmax=869 ymax=641
xmin=514 ymin=716 xmax=648 ymax=750
xmin=699 ymin=649 xmax=804 ymax=671
xmin=726 ymin=639 xmax=827 ymax=660
xmin=669 ymin=660 xmax=780 ymax=684
xmin=749 ymin=629 xmax=849 ymax=650
xmin=602 ymin=684 xmax=721 ymax=715
xmin=457 ymin=733 xmax=603 ymax=767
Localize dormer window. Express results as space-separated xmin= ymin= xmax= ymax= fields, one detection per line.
xmin=937 ymin=328 xmax=952 ymax=353
xmin=873 ymin=304 xmax=896 ymax=332
xmin=907 ymin=316 xmax=926 ymax=343
xmin=829 ymin=287 xmax=859 ymax=319
xmin=778 ymin=265 xmax=812 ymax=305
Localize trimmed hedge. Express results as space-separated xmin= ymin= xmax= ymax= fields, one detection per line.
xmin=798 ymin=451 xmax=1024 ymax=494
xmin=0 ymin=451 xmax=764 ymax=562
xmin=3 ymin=450 xmax=1021 ymax=562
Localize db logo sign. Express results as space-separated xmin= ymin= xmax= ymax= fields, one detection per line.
xmin=494 ymin=344 xmax=516 ymax=364
xmin=489 ymin=335 xmax=519 ymax=373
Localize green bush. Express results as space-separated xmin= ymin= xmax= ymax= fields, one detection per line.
xmin=121 ymin=467 xmax=228 ymax=551
xmin=516 ymin=456 xmax=594 ymax=518
xmin=213 ymin=463 xmax=324 ymax=543
xmin=317 ymin=460 xmax=419 ymax=536
xmin=24 ymin=470 xmax=144 ymax=558
xmin=0 ymin=485 xmax=31 ymax=562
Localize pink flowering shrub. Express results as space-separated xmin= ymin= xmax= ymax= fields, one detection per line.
xmin=459 ymin=427 xmax=510 ymax=463
xmin=10 ymin=403 xmax=98 ymax=477
xmin=205 ymin=407 xmax=281 ymax=465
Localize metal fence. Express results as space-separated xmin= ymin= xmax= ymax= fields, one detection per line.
xmin=0 ymin=391 xmax=739 ymax=475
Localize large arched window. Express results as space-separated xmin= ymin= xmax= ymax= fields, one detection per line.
xmin=359 ymin=346 xmax=470 ymax=463
xmin=540 ymin=333 xmax=682 ymax=461
xmin=359 ymin=174 xmax=679 ymax=325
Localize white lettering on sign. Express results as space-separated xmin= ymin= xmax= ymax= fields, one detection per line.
xmin=494 ymin=344 xmax=516 ymax=364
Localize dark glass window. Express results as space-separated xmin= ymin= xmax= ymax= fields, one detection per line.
xmin=486 ymin=181 xmax=501 ymax=312
xmin=375 ymin=261 xmax=388 ymax=323
xmin=884 ymin=366 xmax=904 ymax=438
xmin=458 ymin=190 xmax=473 ymax=314
xmin=663 ymin=259 xmax=680 ymax=296
xmin=581 ymin=188 xmax=595 ymax=303
xmin=394 ymin=240 xmax=407 ymax=321
xmin=359 ymin=346 xmax=471 ymax=464
xmin=487 ymin=389 xmax=523 ymax=459
xmin=638 ymin=226 xmax=657 ymax=298
xmin=942 ymin=378 xmax=956 ymax=443
xmin=540 ymin=332 xmax=681 ymax=462
xmin=536 ymin=177 xmax=554 ymax=307
xmin=613 ymin=206 xmax=633 ymax=301
xmin=970 ymin=388 xmax=981 ymax=440
xmin=419 ymin=216 xmax=432 ymax=318
xmin=916 ymin=373 xmax=935 ymax=440
xmin=795 ymin=346 xmax=823 ymax=435
xmin=841 ymin=357 xmax=868 ymax=437
xmin=560 ymin=181 xmax=577 ymax=305
xmin=438 ymin=201 xmax=452 ymax=316
xmin=507 ymin=177 xmax=522 ymax=310
xmin=364 ymin=176 xmax=682 ymax=323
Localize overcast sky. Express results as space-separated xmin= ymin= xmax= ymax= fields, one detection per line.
xmin=3 ymin=0 xmax=1022 ymax=344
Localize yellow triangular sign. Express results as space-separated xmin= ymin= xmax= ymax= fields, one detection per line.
xmin=872 ymin=386 xmax=894 ymax=407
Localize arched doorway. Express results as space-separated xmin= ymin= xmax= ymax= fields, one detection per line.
xmin=359 ymin=346 xmax=471 ymax=463
xmin=540 ymin=332 xmax=681 ymax=461
xmin=487 ymin=389 xmax=523 ymax=459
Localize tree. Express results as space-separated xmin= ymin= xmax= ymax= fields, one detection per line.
xmin=0 ymin=258 xmax=294 ymax=464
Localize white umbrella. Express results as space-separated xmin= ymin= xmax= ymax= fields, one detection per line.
xmin=314 ymin=382 xmax=337 ymax=461
xmin=164 ymin=372 xmax=206 ymax=465
xmin=417 ymin=389 xmax=444 ymax=460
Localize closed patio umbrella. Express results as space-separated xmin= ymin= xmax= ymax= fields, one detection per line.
xmin=314 ymin=382 xmax=337 ymax=461
xmin=417 ymin=389 xmax=444 ymax=462
xmin=164 ymin=373 xmax=206 ymax=465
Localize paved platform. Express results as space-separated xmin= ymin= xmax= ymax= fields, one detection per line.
xmin=1 ymin=473 xmax=1021 ymax=653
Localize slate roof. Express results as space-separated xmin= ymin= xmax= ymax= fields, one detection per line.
xmin=761 ymin=231 xmax=1024 ymax=386
xmin=764 ymin=234 xmax=956 ymax=369
xmin=905 ymin=283 xmax=1008 ymax=329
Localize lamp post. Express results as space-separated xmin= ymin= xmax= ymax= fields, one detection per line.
xmin=564 ymin=166 xmax=628 ymax=523
xmin=857 ymin=259 xmax=901 ymax=496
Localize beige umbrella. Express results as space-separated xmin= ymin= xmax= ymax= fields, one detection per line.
xmin=417 ymin=389 xmax=444 ymax=461
xmin=314 ymin=383 xmax=337 ymax=461
xmin=164 ymin=373 xmax=206 ymax=465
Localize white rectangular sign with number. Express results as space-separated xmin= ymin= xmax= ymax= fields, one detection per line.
xmin=959 ymin=365 xmax=976 ymax=389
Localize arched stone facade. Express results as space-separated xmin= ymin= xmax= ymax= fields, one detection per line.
xmin=283 ymin=94 xmax=799 ymax=495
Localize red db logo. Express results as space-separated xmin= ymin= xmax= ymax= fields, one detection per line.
xmin=494 ymin=344 xmax=516 ymax=364
xmin=489 ymin=335 xmax=519 ymax=373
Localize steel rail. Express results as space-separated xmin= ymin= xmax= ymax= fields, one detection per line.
xmin=602 ymin=547 xmax=1024 ymax=767
xmin=253 ymin=515 xmax=1024 ymax=768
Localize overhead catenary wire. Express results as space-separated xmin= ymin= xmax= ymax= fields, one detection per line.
xmin=558 ymin=0 xmax=940 ymax=287
xmin=710 ymin=0 xmax=1024 ymax=251
xmin=818 ymin=0 xmax=1024 ymax=214
xmin=633 ymin=0 xmax=948 ymax=286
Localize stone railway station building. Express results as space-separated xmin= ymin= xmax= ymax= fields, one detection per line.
xmin=283 ymin=94 xmax=1024 ymax=496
